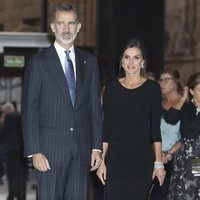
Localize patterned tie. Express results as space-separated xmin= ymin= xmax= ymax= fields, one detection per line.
xmin=65 ymin=50 xmax=76 ymax=106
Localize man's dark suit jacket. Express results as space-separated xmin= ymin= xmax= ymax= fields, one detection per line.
xmin=22 ymin=45 xmax=103 ymax=165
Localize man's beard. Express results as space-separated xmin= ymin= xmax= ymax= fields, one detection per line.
xmin=55 ymin=32 xmax=78 ymax=45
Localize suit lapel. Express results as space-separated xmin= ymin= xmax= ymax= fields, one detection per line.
xmin=74 ymin=47 xmax=87 ymax=110
xmin=45 ymin=45 xmax=72 ymax=107
xmin=45 ymin=46 xmax=87 ymax=109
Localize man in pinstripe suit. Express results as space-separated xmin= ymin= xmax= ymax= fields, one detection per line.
xmin=22 ymin=3 xmax=103 ymax=200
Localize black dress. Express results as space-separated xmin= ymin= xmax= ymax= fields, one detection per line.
xmin=103 ymin=79 xmax=162 ymax=200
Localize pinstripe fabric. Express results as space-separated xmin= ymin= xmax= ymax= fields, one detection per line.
xmin=22 ymin=45 xmax=103 ymax=200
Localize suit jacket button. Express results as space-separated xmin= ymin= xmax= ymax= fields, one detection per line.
xmin=70 ymin=128 xmax=74 ymax=131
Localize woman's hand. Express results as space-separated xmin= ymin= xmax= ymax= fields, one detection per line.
xmin=96 ymin=161 xmax=107 ymax=185
xmin=153 ymin=168 xmax=166 ymax=186
xmin=162 ymin=152 xmax=168 ymax=164
xmin=165 ymin=152 xmax=173 ymax=162
xmin=162 ymin=152 xmax=173 ymax=164
xmin=182 ymin=86 xmax=189 ymax=102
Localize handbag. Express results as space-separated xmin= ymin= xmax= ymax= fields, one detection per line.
xmin=147 ymin=176 xmax=160 ymax=200
xmin=191 ymin=157 xmax=200 ymax=176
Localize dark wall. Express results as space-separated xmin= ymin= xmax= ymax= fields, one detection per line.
xmin=0 ymin=48 xmax=39 ymax=77
xmin=96 ymin=0 xmax=165 ymax=83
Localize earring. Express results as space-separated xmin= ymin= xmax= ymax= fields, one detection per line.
xmin=141 ymin=63 xmax=144 ymax=69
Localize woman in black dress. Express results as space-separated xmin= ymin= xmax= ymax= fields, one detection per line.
xmin=97 ymin=38 xmax=165 ymax=200
xmin=166 ymin=72 xmax=200 ymax=200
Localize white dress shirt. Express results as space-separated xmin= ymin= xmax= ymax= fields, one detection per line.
xmin=54 ymin=41 xmax=76 ymax=80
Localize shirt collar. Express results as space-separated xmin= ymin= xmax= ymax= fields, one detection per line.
xmin=54 ymin=41 xmax=75 ymax=55
xmin=191 ymin=98 xmax=200 ymax=115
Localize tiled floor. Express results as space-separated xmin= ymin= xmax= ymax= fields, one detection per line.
xmin=0 ymin=173 xmax=102 ymax=200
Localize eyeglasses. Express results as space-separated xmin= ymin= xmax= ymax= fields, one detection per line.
xmin=158 ymin=78 xmax=174 ymax=84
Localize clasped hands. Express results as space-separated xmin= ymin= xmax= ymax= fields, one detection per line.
xmin=162 ymin=152 xmax=173 ymax=164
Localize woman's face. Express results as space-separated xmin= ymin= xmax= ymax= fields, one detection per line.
xmin=190 ymin=83 xmax=200 ymax=104
xmin=159 ymin=73 xmax=177 ymax=95
xmin=121 ymin=47 xmax=144 ymax=76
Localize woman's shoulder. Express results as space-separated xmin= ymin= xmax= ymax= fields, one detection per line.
xmin=145 ymin=79 xmax=160 ymax=88
xmin=144 ymin=80 xmax=161 ymax=99
xmin=137 ymin=79 xmax=160 ymax=94
xmin=182 ymin=100 xmax=195 ymax=111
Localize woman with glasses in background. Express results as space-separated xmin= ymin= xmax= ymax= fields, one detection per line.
xmin=155 ymin=67 xmax=183 ymax=200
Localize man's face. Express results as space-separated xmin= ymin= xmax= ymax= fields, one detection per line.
xmin=51 ymin=11 xmax=81 ymax=46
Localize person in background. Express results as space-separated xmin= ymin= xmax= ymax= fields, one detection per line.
xmin=0 ymin=102 xmax=27 ymax=200
xmin=0 ymin=107 xmax=4 ymax=123
xmin=97 ymin=38 xmax=165 ymax=200
xmin=154 ymin=67 xmax=183 ymax=200
xmin=145 ymin=71 xmax=156 ymax=81
xmin=22 ymin=3 xmax=102 ymax=200
xmin=0 ymin=107 xmax=5 ymax=185
xmin=166 ymin=72 xmax=200 ymax=200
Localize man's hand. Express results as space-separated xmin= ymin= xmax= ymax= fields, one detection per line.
xmin=32 ymin=153 xmax=51 ymax=172
xmin=90 ymin=151 xmax=102 ymax=171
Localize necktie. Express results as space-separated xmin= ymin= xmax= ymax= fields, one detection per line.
xmin=65 ymin=50 xmax=76 ymax=106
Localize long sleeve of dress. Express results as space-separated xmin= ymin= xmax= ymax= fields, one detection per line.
xmin=150 ymin=83 xmax=162 ymax=142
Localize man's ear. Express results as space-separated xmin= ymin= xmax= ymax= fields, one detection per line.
xmin=50 ymin=23 xmax=55 ymax=32
xmin=77 ymin=23 xmax=81 ymax=33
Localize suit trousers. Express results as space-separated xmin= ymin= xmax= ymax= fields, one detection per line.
xmin=35 ymin=133 xmax=89 ymax=200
